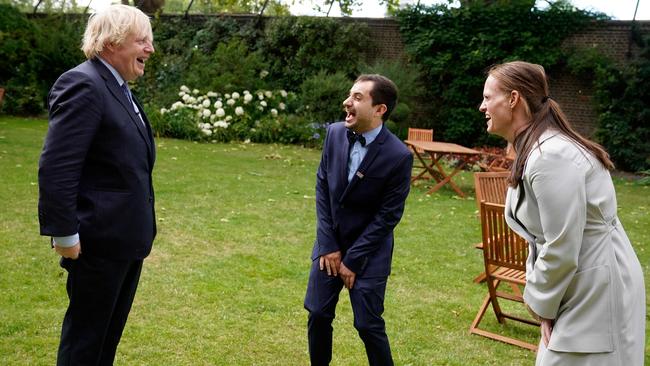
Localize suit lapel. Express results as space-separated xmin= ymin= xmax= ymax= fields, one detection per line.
xmin=338 ymin=131 xmax=351 ymax=193
xmin=133 ymin=95 xmax=156 ymax=166
xmin=93 ymin=59 xmax=154 ymax=159
xmin=339 ymin=125 xmax=386 ymax=202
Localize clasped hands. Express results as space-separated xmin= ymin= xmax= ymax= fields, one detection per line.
xmin=319 ymin=251 xmax=356 ymax=289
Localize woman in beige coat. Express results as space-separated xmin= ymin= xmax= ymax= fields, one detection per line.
xmin=479 ymin=61 xmax=645 ymax=365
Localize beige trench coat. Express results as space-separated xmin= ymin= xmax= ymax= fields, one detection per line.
xmin=505 ymin=130 xmax=645 ymax=365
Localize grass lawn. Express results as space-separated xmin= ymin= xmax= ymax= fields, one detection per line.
xmin=1 ymin=116 xmax=648 ymax=365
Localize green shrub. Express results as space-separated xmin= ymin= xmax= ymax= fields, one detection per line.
xmin=251 ymin=114 xmax=320 ymax=145
xmin=183 ymin=39 xmax=269 ymax=94
xmin=154 ymin=86 xmax=304 ymax=143
xmin=148 ymin=105 xmax=202 ymax=141
xmin=260 ymin=16 xmax=370 ymax=89
xmin=0 ymin=6 xmax=84 ymax=115
xmin=298 ymin=70 xmax=351 ymax=125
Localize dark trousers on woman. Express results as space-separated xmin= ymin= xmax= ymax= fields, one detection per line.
xmin=57 ymin=254 xmax=143 ymax=366
xmin=305 ymin=259 xmax=393 ymax=366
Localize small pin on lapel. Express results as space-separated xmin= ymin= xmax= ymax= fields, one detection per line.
xmin=356 ymin=171 xmax=364 ymax=179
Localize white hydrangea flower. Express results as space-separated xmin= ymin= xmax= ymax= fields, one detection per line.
xmin=235 ymin=106 xmax=244 ymax=116
xmin=244 ymin=93 xmax=253 ymax=103
xmin=214 ymin=121 xmax=230 ymax=128
xmin=207 ymin=92 xmax=218 ymax=97
xmin=260 ymin=101 xmax=267 ymax=107
xmin=270 ymin=108 xmax=278 ymax=117
xmin=160 ymin=108 xmax=168 ymax=115
xmin=264 ymin=90 xmax=273 ymax=98
xmin=227 ymin=99 xmax=236 ymax=106
xmin=280 ymin=90 xmax=288 ymax=98
xmin=197 ymin=96 xmax=204 ymax=102
xmin=259 ymin=70 xmax=269 ymax=78
xmin=225 ymin=93 xmax=231 ymax=99
xmin=202 ymin=129 xmax=213 ymax=136
xmin=216 ymin=108 xmax=225 ymax=117
xmin=225 ymin=115 xmax=233 ymax=121
xmin=202 ymin=109 xmax=211 ymax=118
xmin=178 ymin=91 xmax=186 ymax=97
xmin=214 ymin=100 xmax=223 ymax=109
xmin=192 ymin=89 xmax=200 ymax=95
xmin=202 ymin=99 xmax=211 ymax=108
xmin=210 ymin=114 xmax=216 ymax=121
xmin=182 ymin=94 xmax=191 ymax=102
xmin=257 ymin=93 xmax=264 ymax=100
xmin=231 ymin=92 xmax=240 ymax=99
xmin=180 ymin=85 xmax=190 ymax=93
xmin=279 ymin=102 xmax=286 ymax=110
xmin=257 ymin=106 xmax=264 ymax=111
xmin=243 ymin=90 xmax=250 ymax=95
xmin=171 ymin=101 xmax=184 ymax=110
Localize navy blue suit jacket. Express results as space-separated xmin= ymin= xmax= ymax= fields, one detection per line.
xmin=38 ymin=58 xmax=156 ymax=260
xmin=312 ymin=122 xmax=413 ymax=278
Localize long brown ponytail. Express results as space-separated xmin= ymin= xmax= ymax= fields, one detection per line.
xmin=487 ymin=61 xmax=614 ymax=188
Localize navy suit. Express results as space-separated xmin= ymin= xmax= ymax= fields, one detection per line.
xmin=38 ymin=58 xmax=156 ymax=365
xmin=305 ymin=122 xmax=412 ymax=365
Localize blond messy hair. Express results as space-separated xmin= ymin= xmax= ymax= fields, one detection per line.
xmin=81 ymin=4 xmax=153 ymax=60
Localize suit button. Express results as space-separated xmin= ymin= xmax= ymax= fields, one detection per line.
xmin=148 ymin=196 xmax=153 ymax=203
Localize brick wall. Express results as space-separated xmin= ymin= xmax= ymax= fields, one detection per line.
xmin=552 ymin=21 xmax=650 ymax=136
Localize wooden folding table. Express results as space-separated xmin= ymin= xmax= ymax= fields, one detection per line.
xmin=405 ymin=140 xmax=482 ymax=197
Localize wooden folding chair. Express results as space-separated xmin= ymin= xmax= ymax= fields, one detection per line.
xmin=472 ymin=171 xmax=510 ymax=283
xmin=469 ymin=202 xmax=539 ymax=351
xmin=407 ymin=128 xmax=433 ymax=181
xmin=478 ymin=143 xmax=516 ymax=172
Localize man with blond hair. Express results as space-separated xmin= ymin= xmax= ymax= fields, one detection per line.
xmin=38 ymin=5 xmax=156 ymax=364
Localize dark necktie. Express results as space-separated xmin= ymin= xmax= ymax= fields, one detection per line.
xmin=346 ymin=129 xmax=366 ymax=147
xmin=121 ymin=83 xmax=144 ymax=126
xmin=121 ymin=83 xmax=134 ymax=107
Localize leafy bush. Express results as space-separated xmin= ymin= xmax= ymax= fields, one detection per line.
xmin=260 ymin=16 xmax=370 ymax=89
xmin=148 ymin=105 xmax=202 ymax=140
xmin=183 ymin=39 xmax=269 ymax=94
xmin=298 ymin=70 xmax=351 ymax=125
xmin=0 ymin=7 xmax=85 ymax=115
xmin=154 ymin=85 xmax=317 ymax=144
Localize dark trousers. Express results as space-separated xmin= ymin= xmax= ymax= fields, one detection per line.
xmin=304 ymin=259 xmax=393 ymax=366
xmin=57 ymin=254 xmax=143 ymax=366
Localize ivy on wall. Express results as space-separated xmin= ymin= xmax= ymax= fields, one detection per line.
xmin=592 ymin=30 xmax=650 ymax=172
xmin=396 ymin=2 xmax=606 ymax=147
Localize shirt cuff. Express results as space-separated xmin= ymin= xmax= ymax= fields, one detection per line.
xmin=52 ymin=234 xmax=79 ymax=247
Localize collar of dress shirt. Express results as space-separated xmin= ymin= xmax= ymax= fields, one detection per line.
xmin=97 ymin=56 xmax=127 ymax=88
xmin=359 ymin=124 xmax=382 ymax=147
